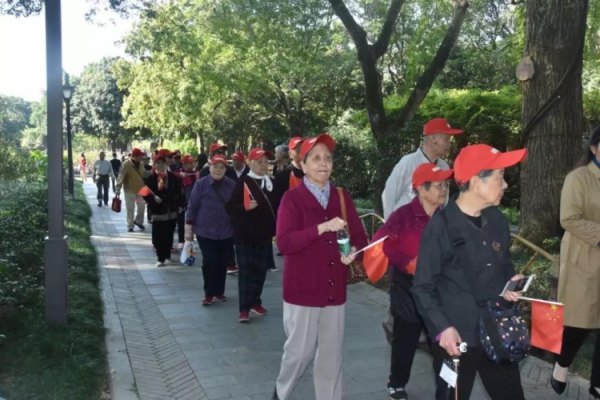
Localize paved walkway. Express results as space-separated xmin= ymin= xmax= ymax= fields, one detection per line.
xmin=85 ymin=183 xmax=593 ymax=400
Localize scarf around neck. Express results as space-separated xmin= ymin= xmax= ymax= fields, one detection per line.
xmin=248 ymin=170 xmax=273 ymax=192
xmin=156 ymin=171 xmax=167 ymax=191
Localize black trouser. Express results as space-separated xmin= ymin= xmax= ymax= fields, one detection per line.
xmin=176 ymin=211 xmax=185 ymax=244
xmin=556 ymin=326 xmax=600 ymax=387
xmin=152 ymin=219 xmax=176 ymax=262
xmin=266 ymin=241 xmax=276 ymax=270
xmin=235 ymin=239 xmax=270 ymax=312
xmin=197 ymin=236 xmax=233 ymax=297
xmin=96 ymin=175 xmax=109 ymax=204
xmin=432 ymin=343 xmax=525 ymax=400
xmin=389 ymin=271 xmax=423 ymax=388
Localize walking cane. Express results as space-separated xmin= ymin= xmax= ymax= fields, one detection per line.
xmin=452 ymin=343 xmax=468 ymax=400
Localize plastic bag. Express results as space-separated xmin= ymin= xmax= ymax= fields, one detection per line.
xmin=180 ymin=241 xmax=196 ymax=266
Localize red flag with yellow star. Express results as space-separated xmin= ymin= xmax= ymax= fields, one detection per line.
xmin=531 ymin=301 xmax=564 ymax=354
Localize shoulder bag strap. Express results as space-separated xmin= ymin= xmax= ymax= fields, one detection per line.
xmin=250 ymin=178 xmax=276 ymax=221
xmin=337 ymin=187 xmax=350 ymax=238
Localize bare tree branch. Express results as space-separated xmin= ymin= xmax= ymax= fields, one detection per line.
xmin=372 ymin=0 xmax=406 ymax=59
xmin=388 ymin=1 xmax=469 ymax=133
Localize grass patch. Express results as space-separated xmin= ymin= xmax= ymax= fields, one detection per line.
xmin=0 ymin=182 xmax=107 ymax=399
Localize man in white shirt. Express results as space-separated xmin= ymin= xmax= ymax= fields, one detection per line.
xmin=93 ymin=151 xmax=116 ymax=207
xmin=381 ymin=118 xmax=464 ymax=343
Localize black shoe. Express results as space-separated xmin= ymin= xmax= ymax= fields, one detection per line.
xmin=590 ymin=387 xmax=600 ymax=399
xmin=135 ymin=223 xmax=145 ymax=231
xmin=271 ymin=387 xmax=279 ymax=400
xmin=387 ymin=384 xmax=408 ymax=400
xmin=550 ymin=375 xmax=566 ymax=395
xmin=104 ymin=202 xmax=108 ymax=206
xmin=127 ymin=228 xmax=134 ymax=232
xmin=98 ymin=202 xmax=102 ymax=207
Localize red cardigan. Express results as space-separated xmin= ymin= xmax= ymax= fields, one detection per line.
xmin=276 ymin=182 xmax=368 ymax=307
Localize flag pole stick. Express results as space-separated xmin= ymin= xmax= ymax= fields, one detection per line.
xmin=349 ymin=235 xmax=388 ymax=257
xmin=516 ymin=296 xmax=564 ymax=306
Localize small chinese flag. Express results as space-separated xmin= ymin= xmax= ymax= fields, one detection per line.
xmin=362 ymin=230 xmax=389 ymax=283
xmin=138 ymin=186 xmax=154 ymax=197
xmin=531 ymin=301 xmax=564 ymax=354
xmin=243 ymin=182 xmax=253 ymax=210
xmin=289 ymin=173 xmax=301 ymax=189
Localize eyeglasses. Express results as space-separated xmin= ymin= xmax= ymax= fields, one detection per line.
xmin=430 ymin=181 xmax=450 ymax=190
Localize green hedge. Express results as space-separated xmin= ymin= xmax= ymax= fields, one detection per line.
xmin=0 ymin=180 xmax=107 ymax=399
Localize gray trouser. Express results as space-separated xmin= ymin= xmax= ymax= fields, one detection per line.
xmin=276 ymin=302 xmax=345 ymax=400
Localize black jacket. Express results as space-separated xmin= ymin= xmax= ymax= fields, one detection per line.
xmin=273 ymin=164 xmax=304 ymax=209
xmin=143 ymin=171 xmax=184 ymax=219
xmin=412 ymin=198 xmax=515 ymax=346
xmin=231 ymin=165 xmax=250 ymax=181
xmin=226 ymin=175 xmax=278 ymax=242
xmin=199 ymin=164 xmax=238 ymax=181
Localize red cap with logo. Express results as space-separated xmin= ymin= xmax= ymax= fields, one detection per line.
xmin=209 ymin=143 xmax=228 ymax=153
xmin=289 ymin=137 xmax=304 ymax=150
xmin=248 ymin=148 xmax=272 ymax=161
xmin=454 ymin=144 xmax=528 ymax=186
xmin=412 ymin=163 xmax=454 ymax=189
xmin=181 ymin=155 xmax=196 ymax=164
xmin=157 ymin=148 xmax=172 ymax=157
xmin=424 ymin=118 xmax=464 ymax=136
xmin=300 ymin=134 xmax=335 ymax=159
xmin=131 ymin=148 xmax=144 ymax=158
xmin=231 ymin=151 xmax=245 ymax=161
xmin=210 ymin=154 xmax=228 ymax=166
xmin=154 ymin=154 xmax=167 ymax=163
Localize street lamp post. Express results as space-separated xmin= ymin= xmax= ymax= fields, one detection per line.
xmin=45 ymin=0 xmax=69 ymax=325
xmin=63 ymin=74 xmax=75 ymax=197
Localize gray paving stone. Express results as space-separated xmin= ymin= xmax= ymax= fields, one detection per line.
xmin=89 ymin=183 xmax=595 ymax=400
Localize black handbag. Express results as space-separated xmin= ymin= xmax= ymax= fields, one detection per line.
xmin=441 ymin=211 xmax=530 ymax=363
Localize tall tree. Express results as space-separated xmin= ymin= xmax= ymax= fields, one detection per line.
xmin=328 ymin=0 xmax=469 ymax=211
xmin=71 ymin=57 xmax=142 ymax=152
xmin=0 ymin=94 xmax=32 ymax=145
xmin=519 ymin=0 xmax=589 ymax=244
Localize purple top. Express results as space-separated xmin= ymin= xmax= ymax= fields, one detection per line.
xmin=185 ymin=175 xmax=235 ymax=240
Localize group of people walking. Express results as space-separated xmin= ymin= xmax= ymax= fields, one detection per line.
xmin=81 ymin=120 xmax=600 ymax=400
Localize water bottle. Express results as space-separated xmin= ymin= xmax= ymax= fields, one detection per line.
xmin=337 ymin=228 xmax=351 ymax=256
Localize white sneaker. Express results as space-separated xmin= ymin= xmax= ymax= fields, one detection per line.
xmin=165 ymin=258 xmax=177 ymax=265
xmin=156 ymin=262 xmax=165 ymax=268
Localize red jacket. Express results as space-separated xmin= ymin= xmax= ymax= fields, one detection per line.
xmin=277 ymin=182 xmax=368 ymax=307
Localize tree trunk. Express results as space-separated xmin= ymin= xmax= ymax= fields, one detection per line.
xmin=519 ymin=0 xmax=588 ymax=244
xmin=196 ymin=131 xmax=205 ymax=154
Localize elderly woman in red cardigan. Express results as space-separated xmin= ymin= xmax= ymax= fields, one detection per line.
xmin=273 ymin=134 xmax=368 ymax=400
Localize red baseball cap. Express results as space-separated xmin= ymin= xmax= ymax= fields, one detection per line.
xmin=172 ymin=151 xmax=181 ymax=157
xmin=157 ymin=148 xmax=172 ymax=157
xmin=131 ymin=148 xmax=144 ymax=158
xmin=153 ymin=154 xmax=166 ymax=163
xmin=289 ymin=137 xmax=304 ymax=150
xmin=300 ymin=134 xmax=335 ymax=159
xmin=209 ymin=143 xmax=228 ymax=153
xmin=248 ymin=148 xmax=272 ymax=161
xmin=210 ymin=154 xmax=228 ymax=166
xmin=424 ymin=118 xmax=464 ymax=136
xmin=181 ymin=155 xmax=196 ymax=164
xmin=231 ymin=151 xmax=245 ymax=161
xmin=454 ymin=144 xmax=528 ymax=186
xmin=412 ymin=163 xmax=453 ymax=189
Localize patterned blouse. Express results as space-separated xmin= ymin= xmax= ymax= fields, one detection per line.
xmin=303 ymin=176 xmax=331 ymax=209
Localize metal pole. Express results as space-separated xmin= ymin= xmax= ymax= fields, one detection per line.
xmin=45 ymin=0 xmax=69 ymax=325
xmin=65 ymin=74 xmax=74 ymax=197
